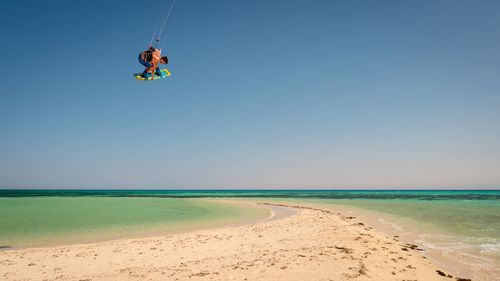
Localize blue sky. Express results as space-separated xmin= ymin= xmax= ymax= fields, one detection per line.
xmin=0 ymin=0 xmax=499 ymax=189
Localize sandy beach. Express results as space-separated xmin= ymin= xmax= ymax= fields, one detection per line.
xmin=0 ymin=200 xmax=473 ymax=281
xmin=3 ymin=0 xmax=499 ymax=279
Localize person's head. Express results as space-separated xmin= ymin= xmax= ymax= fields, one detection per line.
xmin=160 ymin=56 xmax=168 ymax=64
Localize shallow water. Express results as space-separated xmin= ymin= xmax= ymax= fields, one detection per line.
xmin=315 ymin=198 xmax=500 ymax=244
xmin=0 ymin=197 xmax=267 ymax=248
xmin=1 ymin=189 xmax=498 ymax=279
xmin=1 ymin=190 xmax=498 ymax=245
xmin=305 ymin=198 xmax=500 ymax=281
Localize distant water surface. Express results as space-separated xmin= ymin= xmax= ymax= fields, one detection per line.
xmin=1 ymin=189 xmax=498 ymax=278
xmin=1 ymin=189 xmax=498 ymax=200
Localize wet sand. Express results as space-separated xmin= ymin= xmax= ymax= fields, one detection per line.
xmin=290 ymin=200 xmax=497 ymax=281
xmin=0 ymin=200 xmax=472 ymax=281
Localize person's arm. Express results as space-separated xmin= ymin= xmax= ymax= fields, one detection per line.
xmin=151 ymin=50 xmax=161 ymax=79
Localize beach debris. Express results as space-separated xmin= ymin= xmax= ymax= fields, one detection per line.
xmin=334 ymin=246 xmax=353 ymax=254
xmin=189 ymin=271 xmax=212 ymax=277
xmin=358 ymin=264 xmax=368 ymax=275
xmin=436 ymin=269 xmax=456 ymax=278
xmin=455 ymin=278 xmax=472 ymax=281
xmin=405 ymin=243 xmax=424 ymax=251
xmin=400 ymin=243 xmax=425 ymax=251
xmin=257 ymin=202 xmax=336 ymax=215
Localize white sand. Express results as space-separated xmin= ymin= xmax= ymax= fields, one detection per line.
xmin=0 ymin=201 xmax=470 ymax=281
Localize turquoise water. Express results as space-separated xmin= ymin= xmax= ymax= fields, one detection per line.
xmin=0 ymin=190 xmax=498 ymax=251
xmin=1 ymin=189 xmax=497 ymax=279
xmin=314 ymin=198 xmax=500 ymax=240
xmin=0 ymin=196 xmax=267 ymax=248
xmin=305 ymin=197 xmax=500 ymax=279
xmin=322 ymin=198 xmax=499 ymax=257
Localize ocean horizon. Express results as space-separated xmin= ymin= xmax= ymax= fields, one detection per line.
xmin=1 ymin=189 xmax=499 ymax=279
xmin=1 ymin=189 xmax=499 ymax=198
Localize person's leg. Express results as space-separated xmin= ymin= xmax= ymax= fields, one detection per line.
xmin=138 ymin=53 xmax=152 ymax=67
xmin=141 ymin=67 xmax=154 ymax=78
xmin=138 ymin=53 xmax=153 ymax=78
xmin=155 ymin=67 xmax=163 ymax=77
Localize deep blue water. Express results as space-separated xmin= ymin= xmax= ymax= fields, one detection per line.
xmin=0 ymin=189 xmax=498 ymax=200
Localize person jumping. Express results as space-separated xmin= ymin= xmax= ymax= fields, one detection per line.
xmin=138 ymin=47 xmax=168 ymax=79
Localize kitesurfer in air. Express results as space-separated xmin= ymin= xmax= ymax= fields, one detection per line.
xmin=138 ymin=47 xmax=168 ymax=79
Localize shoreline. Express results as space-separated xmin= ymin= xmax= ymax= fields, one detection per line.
xmin=0 ymin=199 xmax=281 ymax=251
xmin=0 ymin=200 xmax=478 ymax=281
xmin=289 ymin=200 xmax=498 ymax=281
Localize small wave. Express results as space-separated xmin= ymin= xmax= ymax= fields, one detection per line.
xmin=378 ymin=218 xmax=405 ymax=232
xmin=416 ymin=239 xmax=473 ymax=251
xmin=479 ymin=243 xmax=500 ymax=256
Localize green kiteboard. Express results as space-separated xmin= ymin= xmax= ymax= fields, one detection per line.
xmin=134 ymin=68 xmax=171 ymax=81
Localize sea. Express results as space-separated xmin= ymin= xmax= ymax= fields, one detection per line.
xmin=0 ymin=189 xmax=498 ymax=279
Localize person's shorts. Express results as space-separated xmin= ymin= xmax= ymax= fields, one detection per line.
xmin=138 ymin=53 xmax=152 ymax=68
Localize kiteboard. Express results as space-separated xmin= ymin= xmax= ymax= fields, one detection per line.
xmin=134 ymin=68 xmax=171 ymax=81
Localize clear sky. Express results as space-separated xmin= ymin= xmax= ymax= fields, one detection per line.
xmin=0 ymin=0 xmax=499 ymax=189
